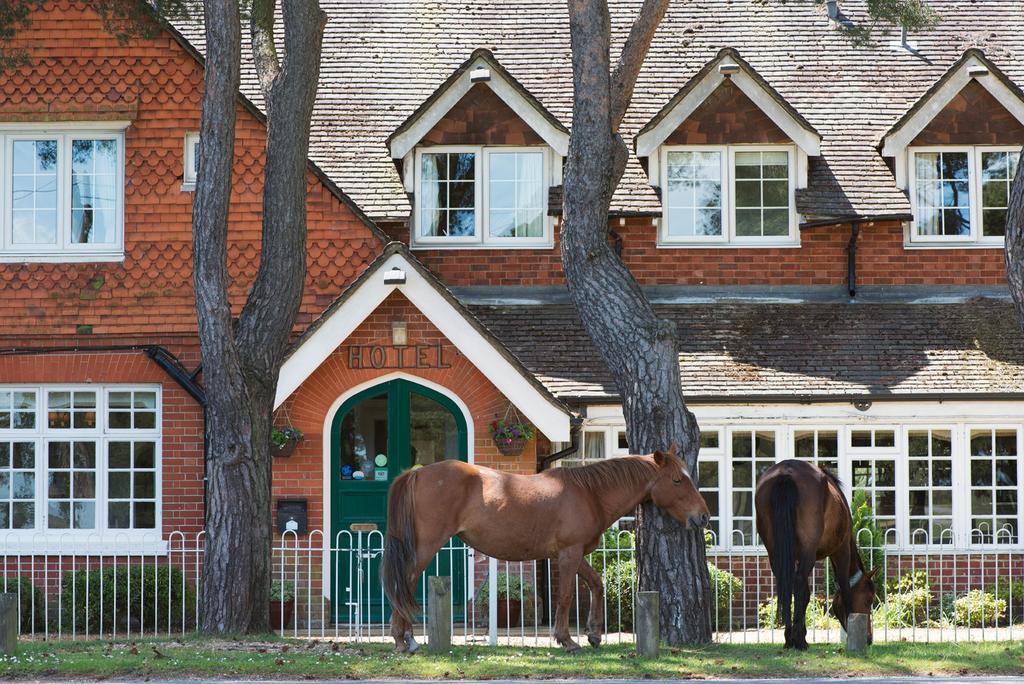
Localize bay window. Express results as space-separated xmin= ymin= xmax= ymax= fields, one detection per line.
xmin=0 ymin=126 xmax=125 ymax=261
xmin=908 ymin=146 xmax=1021 ymax=244
xmin=414 ymin=146 xmax=550 ymax=247
xmin=969 ymin=428 xmax=1020 ymax=544
xmin=660 ymin=145 xmax=796 ymax=245
xmin=0 ymin=385 xmax=160 ymax=541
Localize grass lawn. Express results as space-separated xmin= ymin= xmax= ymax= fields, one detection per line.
xmin=0 ymin=638 xmax=1022 ymax=680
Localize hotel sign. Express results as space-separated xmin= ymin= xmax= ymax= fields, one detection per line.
xmin=345 ymin=343 xmax=452 ymax=370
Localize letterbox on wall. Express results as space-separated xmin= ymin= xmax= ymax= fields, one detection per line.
xmin=276 ymin=498 xmax=308 ymax=535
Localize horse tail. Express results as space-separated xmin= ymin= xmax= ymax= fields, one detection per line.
xmin=770 ymin=474 xmax=799 ymax=631
xmin=382 ymin=468 xmax=420 ymax=623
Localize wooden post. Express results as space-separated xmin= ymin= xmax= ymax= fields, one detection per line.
xmin=846 ymin=613 xmax=870 ymax=654
xmin=0 ymin=593 xmax=17 ymax=656
xmin=427 ymin=576 xmax=452 ymax=653
xmin=635 ymin=591 xmax=659 ymax=659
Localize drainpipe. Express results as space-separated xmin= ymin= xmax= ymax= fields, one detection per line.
xmin=847 ymin=221 xmax=861 ymax=297
xmin=539 ymin=418 xmax=583 ymax=470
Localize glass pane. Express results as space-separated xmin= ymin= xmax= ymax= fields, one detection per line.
xmin=134 ymin=472 xmax=155 ymax=498
xmin=48 ymin=501 xmax=70 ymax=529
xmin=11 ymin=139 xmax=58 ymax=245
xmin=108 ymin=501 xmax=130 ymax=529
xmin=73 ymin=501 xmax=95 ymax=529
xmin=108 ymin=391 xmax=131 ymax=409
xmin=71 ymin=139 xmax=119 ymax=243
xmin=48 ymin=442 xmax=70 ymax=468
xmin=134 ymin=502 xmax=156 ymax=528
xmin=339 ymin=393 xmax=387 ymax=481
xmin=108 ymin=442 xmax=131 ymax=468
xmin=134 ymin=442 xmax=155 ymax=469
xmin=699 ymin=431 xmax=719 ymax=449
xmin=408 ymin=393 xmax=459 ymax=467
xmin=73 ymin=472 xmax=95 ymax=498
xmin=12 ymin=502 xmax=33 ymax=529
xmin=698 ymin=462 xmax=718 ymax=487
xmin=109 ymin=472 xmax=130 ymax=498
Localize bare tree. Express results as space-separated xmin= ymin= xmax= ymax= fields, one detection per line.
xmin=1005 ymin=160 xmax=1024 ymax=326
xmin=193 ymin=0 xmax=326 ymax=632
xmin=561 ymin=0 xmax=710 ymax=645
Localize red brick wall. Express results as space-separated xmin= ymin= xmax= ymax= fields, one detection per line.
xmin=0 ymin=1 xmax=381 ymax=338
xmin=272 ymin=291 xmax=540 ymax=535
xmin=912 ymin=80 xmax=1024 ymax=146
xmin=386 ymin=218 xmax=1007 ymax=287
xmin=664 ymin=80 xmax=790 ymax=145
xmin=420 ymin=83 xmax=545 ymax=147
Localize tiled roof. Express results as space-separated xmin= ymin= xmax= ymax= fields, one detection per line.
xmin=470 ymin=299 xmax=1024 ymax=401
xmin=174 ymin=0 xmax=1024 ymax=223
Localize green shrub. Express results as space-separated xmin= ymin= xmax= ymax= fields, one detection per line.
xmin=601 ymin=557 xmax=636 ymax=632
xmin=952 ymin=590 xmax=1006 ymax=627
xmin=985 ymin=580 xmax=1024 ymax=620
xmin=0 ymin=576 xmax=45 ymax=633
xmin=474 ymin=572 xmax=530 ymax=606
xmin=850 ymin=491 xmax=886 ymax=598
xmin=270 ymin=579 xmax=295 ymax=602
xmin=873 ymin=587 xmax=931 ymax=627
xmin=708 ymin=563 xmax=742 ymax=629
xmin=60 ymin=565 xmax=194 ymax=634
xmin=887 ymin=570 xmax=929 ymax=595
xmin=758 ymin=595 xmax=838 ymax=630
xmin=591 ymin=529 xmax=634 ymax=575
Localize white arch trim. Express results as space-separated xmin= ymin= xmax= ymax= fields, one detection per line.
xmin=319 ymin=372 xmax=475 ymax=599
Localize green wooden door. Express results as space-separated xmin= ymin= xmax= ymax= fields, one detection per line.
xmin=330 ymin=379 xmax=467 ymax=624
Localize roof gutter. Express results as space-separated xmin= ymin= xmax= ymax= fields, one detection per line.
xmin=539 ymin=416 xmax=583 ymax=469
xmin=799 ymin=213 xmax=913 ymax=230
xmin=558 ymin=392 xmax=1024 ymax=406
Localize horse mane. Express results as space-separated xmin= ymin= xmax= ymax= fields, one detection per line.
xmin=562 ymin=456 xmax=658 ymax=495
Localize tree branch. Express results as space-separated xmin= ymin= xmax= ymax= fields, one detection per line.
xmin=236 ymin=0 xmax=327 ymax=380
xmin=249 ymin=0 xmax=280 ymax=96
xmin=192 ymin=0 xmax=244 ymax=411
xmin=609 ymin=0 xmax=669 ymax=131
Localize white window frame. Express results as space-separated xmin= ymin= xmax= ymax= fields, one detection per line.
xmin=0 ymin=384 xmax=163 ymax=553
xmin=907 ymin=145 xmax=1021 ymax=247
xmin=413 ymin=145 xmax=553 ymax=249
xmin=182 ymin=131 xmax=200 ymax=190
xmin=659 ymin=144 xmax=798 ymax=247
xmin=903 ymin=426 xmax=956 ymax=547
xmin=963 ymin=424 xmax=1023 ymax=547
xmin=723 ymin=426 xmax=781 ymax=551
xmin=0 ymin=123 xmax=127 ymax=263
xmin=697 ymin=428 xmax=724 ymax=546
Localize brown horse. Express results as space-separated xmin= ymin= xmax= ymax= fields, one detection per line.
xmin=755 ymin=459 xmax=876 ymax=650
xmin=381 ymin=444 xmax=709 ymax=653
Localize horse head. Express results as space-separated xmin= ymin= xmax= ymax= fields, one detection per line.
xmin=833 ymin=567 xmax=877 ymax=644
xmin=648 ymin=442 xmax=710 ymax=530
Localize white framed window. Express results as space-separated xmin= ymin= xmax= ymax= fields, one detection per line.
xmin=0 ymin=124 xmax=126 ymax=262
xmin=413 ymin=145 xmax=551 ymax=248
xmin=906 ymin=428 xmax=954 ymax=545
xmin=727 ymin=429 xmax=777 ymax=547
xmin=0 ymin=385 xmax=161 ymax=545
xmin=183 ymin=131 xmax=200 ymax=189
xmin=908 ymin=146 xmax=1021 ymax=245
xmin=697 ymin=429 xmax=723 ymax=544
xmin=660 ymin=144 xmax=797 ymax=246
xmin=793 ymin=428 xmax=839 ymax=473
xmin=560 ymin=430 xmax=607 ymax=469
xmin=968 ymin=427 xmax=1020 ymax=545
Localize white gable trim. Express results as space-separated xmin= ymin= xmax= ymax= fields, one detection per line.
xmin=881 ymin=53 xmax=1024 ymax=159
xmin=274 ymin=252 xmax=571 ymax=441
xmin=636 ymin=56 xmax=821 ymax=159
xmin=389 ymin=57 xmax=569 ymax=160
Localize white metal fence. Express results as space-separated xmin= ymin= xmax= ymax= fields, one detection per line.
xmin=1 ymin=528 xmax=1022 ymax=644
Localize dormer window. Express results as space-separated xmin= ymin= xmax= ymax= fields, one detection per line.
xmin=414 ymin=146 xmax=549 ymax=247
xmin=662 ymin=145 xmax=795 ymax=244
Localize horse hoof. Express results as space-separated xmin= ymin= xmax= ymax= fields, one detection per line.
xmin=406 ymin=634 xmax=420 ymax=654
xmin=588 ymin=634 xmax=601 ymax=648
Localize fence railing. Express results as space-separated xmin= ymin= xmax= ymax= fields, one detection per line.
xmin=2 ymin=528 xmax=1022 ymax=644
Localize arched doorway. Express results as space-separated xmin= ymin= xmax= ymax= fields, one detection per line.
xmin=329 ymin=378 xmax=468 ymax=623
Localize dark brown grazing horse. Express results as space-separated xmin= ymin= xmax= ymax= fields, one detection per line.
xmin=381 ymin=444 xmax=709 ymax=653
xmin=755 ymin=459 xmax=876 ymax=650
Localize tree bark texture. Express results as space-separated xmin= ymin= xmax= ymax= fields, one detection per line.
xmin=1005 ymin=148 xmax=1024 ymax=328
xmin=562 ymin=0 xmax=711 ymax=645
xmin=194 ymin=0 xmax=326 ymax=634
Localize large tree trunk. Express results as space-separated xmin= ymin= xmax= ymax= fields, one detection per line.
xmin=194 ymin=0 xmax=325 ymax=633
xmin=1005 ymin=149 xmax=1024 ymax=327
xmin=562 ymin=0 xmax=711 ymax=644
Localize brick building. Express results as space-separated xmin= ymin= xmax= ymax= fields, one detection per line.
xmin=2 ymin=0 xmax=1024 ymax=616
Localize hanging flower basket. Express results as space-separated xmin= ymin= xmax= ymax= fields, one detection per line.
xmin=271 ymin=427 xmax=303 ymax=458
xmin=490 ymin=414 xmax=534 ymax=457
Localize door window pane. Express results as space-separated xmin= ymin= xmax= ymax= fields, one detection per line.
xmin=11 ymin=139 xmax=58 ymax=245
xmin=488 ymin=151 xmax=544 ymax=239
xmin=666 ymin=150 xmax=723 ymax=238
xmin=419 ymin=152 xmax=476 ymax=238
xmin=47 ymin=440 xmax=96 ymax=529
xmin=107 ymin=441 xmax=157 ymax=529
xmin=0 ymin=390 xmax=36 ymax=430
xmin=851 ymin=454 xmax=898 ymax=541
xmin=906 ymin=429 xmax=954 ymax=544
xmin=339 ymin=393 xmax=388 ymax=481
xmin=47 ymin=390 xmax=96 ymax=429
xmin=733 ymin=151 xmax=790 ymax=238
xmin=408 ymin=393 xmax=459 ymax=467
xmin=0 ymin=441 xmax=35 ymax=529
xmin=793 ymin=429 xmax=839 ymax=473
xmin=561 ymin=431 xmax=606 ymax=469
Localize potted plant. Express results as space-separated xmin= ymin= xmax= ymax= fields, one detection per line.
xmin=475 ymin=572 xmax=527 ymax=628
xmin=490 ymin=419 xmax=535 ymax=457
xmin=271 ymin=427 xmax=303 ymax=458
xmin=269 ymin=579 xmax=296 ymax=630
